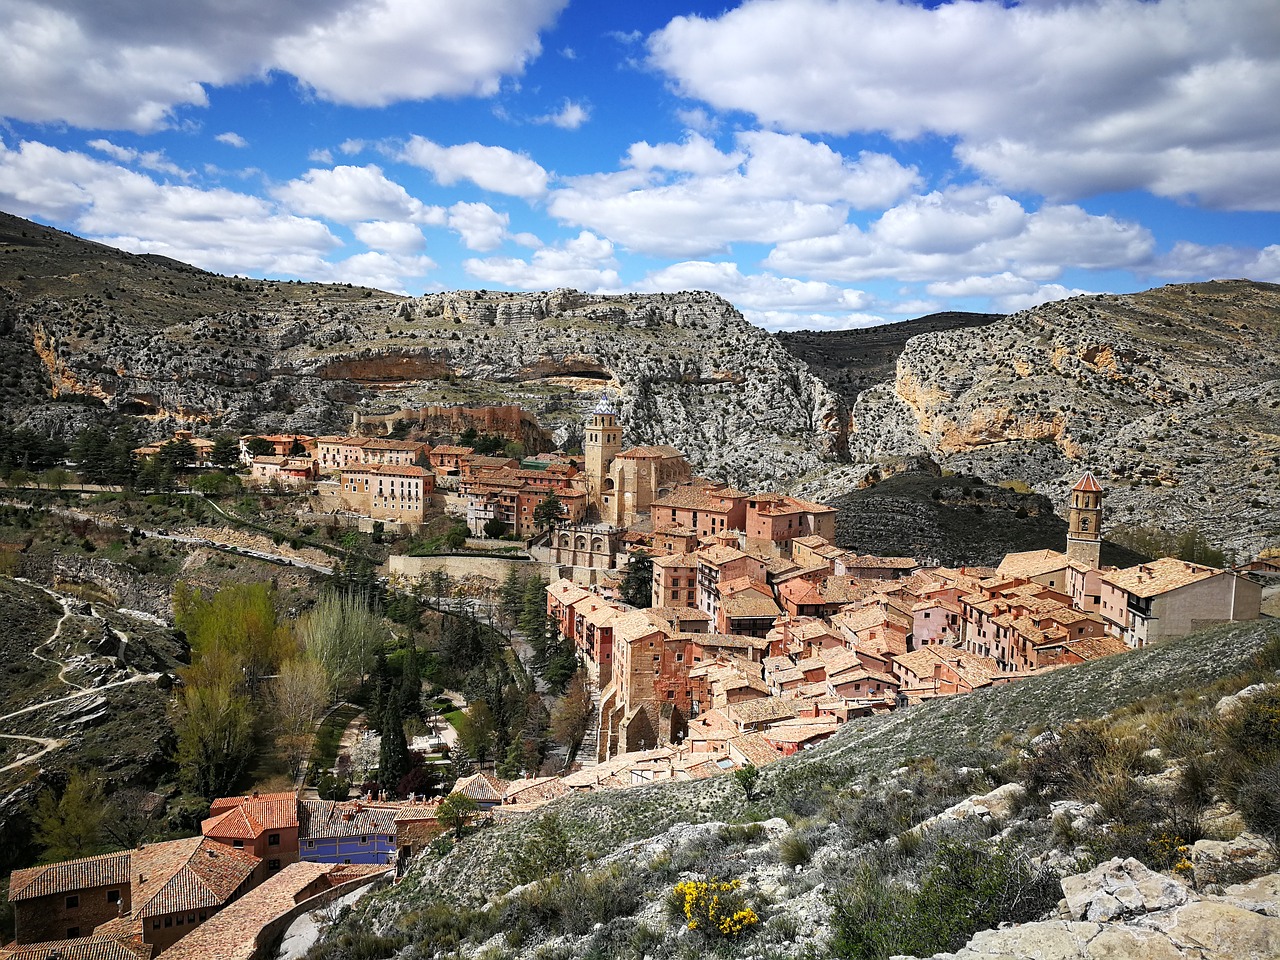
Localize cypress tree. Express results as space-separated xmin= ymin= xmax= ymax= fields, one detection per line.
xmin=378 ymin=699 xmax=410 ymax=796
xmin=400 ymin=639 xmax=421 ymax=718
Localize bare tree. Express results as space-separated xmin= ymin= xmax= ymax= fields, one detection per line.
xmin=269 ymin=658 xmax=332 ymax=778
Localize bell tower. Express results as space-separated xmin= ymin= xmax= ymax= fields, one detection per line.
xmin=584 ymin=392 xmax=621 ymax=513
xmin=1066 ymin=472 xmax=1103 ymax=569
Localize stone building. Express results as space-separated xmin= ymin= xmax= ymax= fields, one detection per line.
xmin=582 ymin=394 xmax=692 ymax=527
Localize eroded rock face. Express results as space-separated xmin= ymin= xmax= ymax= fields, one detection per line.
xmin=12 ymin=281 xmax=847 ymax=492
xmin=846 ymin=280 xmax=1280 ymax=557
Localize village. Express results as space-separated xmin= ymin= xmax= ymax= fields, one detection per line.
xmin=2 ymin=396 xmax=1268 ymax=960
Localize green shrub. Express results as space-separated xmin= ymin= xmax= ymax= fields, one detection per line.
xmin=830 ymin=838 xmax=1060 ymax=960
xmin=1216 ymin=688 xmax=1280 ymax=848
xmin=778 ymin=831 xmax=812 ymax=868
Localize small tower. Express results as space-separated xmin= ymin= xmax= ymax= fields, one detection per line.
xmin=583 ymin=392 xmax=622 ymax=513
xmin=1066 ymin=472 xmax=1103 ymax=569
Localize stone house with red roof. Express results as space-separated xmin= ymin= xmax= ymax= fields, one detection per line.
xmin=201 ymin=792 xmax=299 ymax=880
xmin=8 ymin=851 xmax=133 ymax=944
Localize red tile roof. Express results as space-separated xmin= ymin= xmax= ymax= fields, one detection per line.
xmin=0 ymin=935 xmax=151 ymax=960
xmin=1073 ymin=472 xmax=1103 ymax=492
xmin=9 ymin=851 xmax=131 ymax=901
xmin=131 ymin=837 xmax=260 ymax=918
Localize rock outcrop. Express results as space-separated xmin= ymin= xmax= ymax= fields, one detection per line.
xmin=842 ymin=280 xmax=1280 ymax=557
xmin=924 ymin=858 xmax=1280 ymax=960
xmin=0 ymin=213 xmax=845 ymax=491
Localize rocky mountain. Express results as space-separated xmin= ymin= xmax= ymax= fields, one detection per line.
xmin=791 ymin=281 xmax=1280 ymax=560
xmin=0 ymin=212 xmax=843 ymax=492
xmin=4 ymin=211 xmax=1277 ymax=557
xmin=828 ymin=467 xmax=1147 ymax=567
xmin=777 ymin=310 xmax=1003 ymax=409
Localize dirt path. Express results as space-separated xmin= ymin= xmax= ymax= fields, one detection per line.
xmin=1 ymin=580 xmax=162 ymax=773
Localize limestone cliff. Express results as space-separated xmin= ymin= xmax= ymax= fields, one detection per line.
xmin=800 ymin=280 xmax=1280 ymax=559
xmin=0 ymin=213 xmax=844 ymax=491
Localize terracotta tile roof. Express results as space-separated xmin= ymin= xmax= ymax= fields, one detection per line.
xmin=718 ymin=575 xmax=771 ymax=597
xmin=1073 ymin=472 xmax=1103 ymax=493
xmin=161 ymin=861 xmax=387 ymax=960
xmin=392 ymin=802 xmax=442 ymax=823
xmin=997 ymin=549 xmax=1069 ymax=579
xmin=652 ymin=553 xmax=699 ymax=569
xmin=9 ymin=851 xmax=131 ymax=902
xmin=646 ymin=606 xmax=712 ymax=625
xmin=503 ymin=777 xmax=570 ymax=804
xmin=203 ymin=794 xmax=298 ymax=840
xmin=720 ymin=593 xmax=782 ymax=620
xmin=131 ymin=837 xmax=259 ymax=918
xmin=611 ymin=610 xmax=667 ymax=641
xmin=652 ymin=486 xmax=743 ymax=512
xmin=450 ymin=774 xmax=509 ymax=804
xmin=726 ymin=696 xmax=800 ymax=726
xmin=298 ymin=800 xmax=398 ymax=839
xmin=892 ymin=646 xmax=1003 ymax=688
xmin=362 ymin=438 xmax=427 ymax=451
xmin=429 ymin=444 xmax=473 ymax=455
xmin=698 ymin=545 xmax=749 ymax=567
xmin=1051 ymin=634 xmax=1130 ymax=660
xmin=694 ymin=631 xmax=771 ymax=652
xmin=761 ymin=720 xmax=840 ymax=745
xmin=1102 ymin=557 xmax=1222 ymax=598
xmin=726 ymin=733 xmax=787 ymax=767
xmin=0 ymin=936 xmax=151 ymax=960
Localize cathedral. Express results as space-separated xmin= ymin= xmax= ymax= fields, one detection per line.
xmin=582 ymin=394 xmax=692 ymax=527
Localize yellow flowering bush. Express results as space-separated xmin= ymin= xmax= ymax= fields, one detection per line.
xmin=673 ymin=878 xmax=759 ymax=939
xmin=1148 ymin=832 xmax=1194 ymax=880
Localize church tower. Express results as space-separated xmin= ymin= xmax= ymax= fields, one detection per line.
xmin=583 ymin=393 xmax=622 ymax=514
xmin=1066 ymin=472 xmax=1103 ymax=569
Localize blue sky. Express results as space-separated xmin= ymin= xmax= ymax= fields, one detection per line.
xmin=1 ymin=0 xmax=1278 ymax=330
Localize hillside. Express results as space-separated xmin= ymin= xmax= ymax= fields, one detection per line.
xmin=799 ymin=281 xmax=1280 ymax=559
xmin=4 ymin=211 xmax=1278 ymax=558
xmin=776 ymin=310 xmax=1003 ymax=409
xmin=829 ymin=468 xmax=1148 ymax=567
xmin=0 ymin=212 xmax=843 ymax=492
xmin=310 ymin=616 xmax=1280 ymax=960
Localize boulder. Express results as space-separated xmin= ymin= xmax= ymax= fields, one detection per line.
xmin=1061 ymin=857 xmax=1193 ymax=922
xmin=1191 ymin=833 xmax=1274 ymax=887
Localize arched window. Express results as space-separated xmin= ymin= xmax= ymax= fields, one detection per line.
xmin=575 ymin=536 xmax=587 ymax=550
xmin=559 ymin=535 xmax=571 ymax=548
xmin=1080 ymin=517 xmax=1090 ymax=531
xmin=591 ymin=538 xmax=603 ymax=552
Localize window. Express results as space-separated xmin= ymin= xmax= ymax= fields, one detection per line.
xmin=199 ymin=912 xmax=207 ymax=923
xmin=107 ymin=889 xmax=121 ymax=904
xmin=66 ymin=895 xmax=79 ymax=909
xmin=268 ymin=833 xmax=280 ymax=846
xmin=343 ymin=858 xmax=352 ymax=865
xmin=306 ymin=840 xmax=315 ymax=849
xmin=188 ymin=915 xmax=196 ymax=925
xmin=361 ymin=835 xmax=368 ymax=844
xmin=152 ymin=920 xmax=161 ymax=930
xmin=269 ymin=859 xmax=281 ymax=871
xmin=165 ymin=917 xmax=173 ymax=928
xmin=176 ymin=915 xmax=184 ymax=926
xmin=233 ymin=839 xmax=244 ymax=849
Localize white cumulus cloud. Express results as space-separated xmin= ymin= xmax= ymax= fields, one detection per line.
xmin=272 ymin=164 xmax=444 ymax=226
xmin=216 ymin=132 xmax=248 ymax=148
xmin=648 ymin=0 xmax=1280 ymax=210
xmin=398 ymin=136 xmax=550 ymax=198
xmin=465 ymin=230 xmax=621 ymax=291
xmin=447 ymin=202 xmax=510 ymax=251
xmin=0 ymin=0 xmax=566 ymax=131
